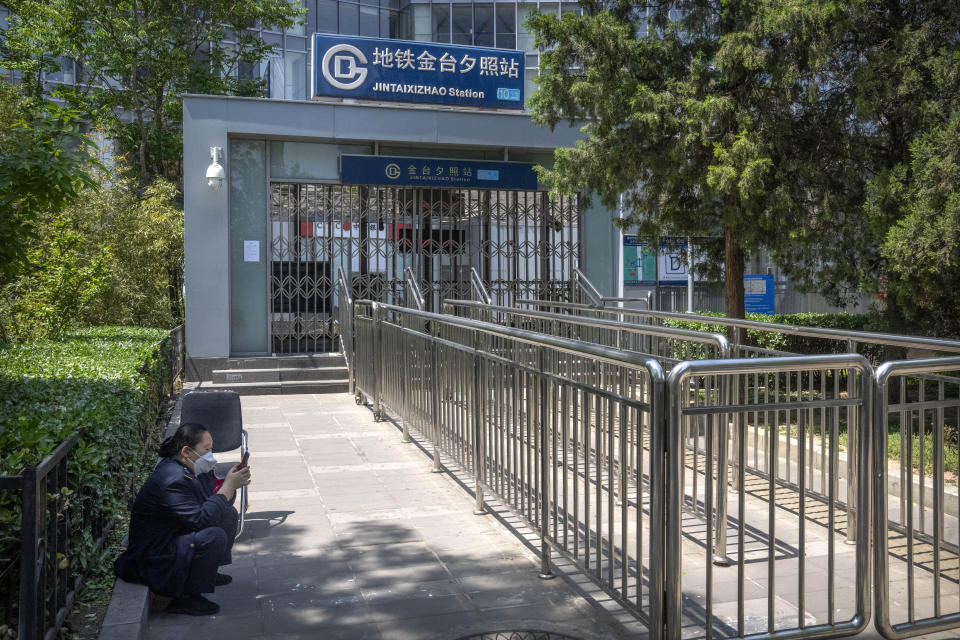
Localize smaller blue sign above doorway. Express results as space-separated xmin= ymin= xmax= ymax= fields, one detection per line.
xmin=340 ymin=155 xmax=540 ymax=190
xmin=311 ymin=34 xmax=525 ymax=110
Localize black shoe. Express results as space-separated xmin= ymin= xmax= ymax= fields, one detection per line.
xmin=214 ymin=573 xmax=232 ymax=586
xmin=166 ymin=594 xmax=220 ymax=616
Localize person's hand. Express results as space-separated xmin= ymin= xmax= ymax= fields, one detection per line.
xmin=217 ymin=463 xmax=251 ymax=501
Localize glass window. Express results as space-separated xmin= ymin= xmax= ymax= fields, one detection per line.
xmin=561 ymin=2 xmax=580 ymax=16
xmin=380 ymin=9 xmax=400 ymax=38
xmin=451 ymin=4 xmax=472 ymax=45
xmin=266 ymin=56 xmax=284 ymax=99
xmin=413 ymin=4 xmax=431 ymax=42
xmin=473 ymin=4 xmax=493 ymax=47
xmin=432 ymin=4 xmax=450 ymax=43
xmin=340 ymin=2 xmax=359 ymax=35
xmin=359 ymin=5 xmax=379 ymax=36
xmin=285 ymin=51 xmax=306 ymax=100
xmin=516 ymin=5 xmax=537 ymax=52
xmin=287 ymin=0 xmax=306 ymax=35
xmin=495 ymin=4 xmax=515 ymax=49
xmin=286 ymin=35 xmax=306 ymax=51
xmin=316 ymin=0 xmax=338 ymax=32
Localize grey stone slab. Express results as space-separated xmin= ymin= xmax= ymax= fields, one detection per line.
xmin=265 ymin=625 xmax=382 ymax=640
xmin=260 ymin=600 xmax=374 ymax=634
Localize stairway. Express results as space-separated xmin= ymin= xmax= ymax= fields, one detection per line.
xmin=197 ymin=353 xmax=350 ymax=395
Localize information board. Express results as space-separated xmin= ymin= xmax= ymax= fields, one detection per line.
xmin=623 ymin=235 xmax=657 ymax=285
xmin=744 ymin=274 xmax=775 ymax=314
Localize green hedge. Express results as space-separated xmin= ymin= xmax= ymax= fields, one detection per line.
xmin=663 ymin=311 xmax=902 ymax=363
xmin=0 ymin=326 xmax=170 ymax=628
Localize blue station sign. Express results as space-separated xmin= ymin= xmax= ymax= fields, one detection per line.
xmin=311 ymin=34 xmax=524 ymax=110
xmin=340 ymin=155 xmax=540 ymax=190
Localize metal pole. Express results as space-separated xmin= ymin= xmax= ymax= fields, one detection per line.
xmin=686 ymin=238 xmax=694 ymax=313
xmin=539 ymin=346 xmax=554 ymax=579
xmin=19 ymin=467 xmax=39 ymax=640
xmin=472 ymin=330 xmax=486 ymax=514
xmin=372 ymin=303 xmax=384 ymax=421
xmin=846 ymin=339 xmax=858 ymax=544
xmin=430 ymin=320 xmax=443 ymax=473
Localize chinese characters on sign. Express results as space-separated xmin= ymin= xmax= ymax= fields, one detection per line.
xmin=312 ymin=34 xmax=525 ymax=110
xmin=340 ymin=155 xmax=539 ymax=190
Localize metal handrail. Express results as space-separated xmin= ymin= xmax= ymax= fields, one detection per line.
xmin=574 ymin=267 xmax=652 ymax=308
xmin=364 ymin=299 xmax=667 ymax=371
xmin=873 ymin=356 xmax=960 ymax=640
xmin=349 ymin=298 xmax=667 ymax=635
xmin=573 ymin=267 xmax=603 ymax=306
xmin=403 ymin=266 xmax=425 ymax=311
xmin=665 ymin=354 xmax=874 ymax=640
xmin=468 ymin=267 xmax=492 ymax=305
xmin=517 ymin=298 xmax=960 ymax=355
xmin=336 ymin=269 xmax=356 ymax=394
xmin=442 ymin=298 xmax=730 ymax=363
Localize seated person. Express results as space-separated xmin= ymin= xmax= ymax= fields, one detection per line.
xmin=115 ymin=422 xmax=252 ymax=615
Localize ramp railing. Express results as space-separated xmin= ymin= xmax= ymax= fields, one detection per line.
xmin=874 ymin=357 xmax=960 ymax=639
xmin=403 ymin=266 xmax=425 ymax=311
xmin=665 ymin=355 xmax=874 ymax=640
xmin=351 ymin=299 xmax=668 ymax=636
xmin=442 ymin=298 xmax=730 ymax=369
xmin=516 ymin=299 xmax=960 ymax=360
xmin=344 ymin=295 xmax=960 ymax=640
xmin=337 ymin=269 xmax=356 ymax=394
xmin=469 ymin=267 xmax=493 ymax=306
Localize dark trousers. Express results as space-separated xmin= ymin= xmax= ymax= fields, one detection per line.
xmin=180 ymin=507 xmax=238 ymax=595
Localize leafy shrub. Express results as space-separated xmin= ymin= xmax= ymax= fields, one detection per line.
xmin=0 ymin=326 xmax=171 ymax=628
xmin=663 ymin=311 xmax=902 ymax=363
xmin=0 ymin=172 xmax=183 ymax=344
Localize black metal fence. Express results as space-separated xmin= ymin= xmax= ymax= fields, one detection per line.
xmin=0 ymin=326 xmax=183 ymax=640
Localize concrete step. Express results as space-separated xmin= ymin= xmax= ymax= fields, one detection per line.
xmin=212 ymin=366 xmax=349 ymax=384
xmin=196 ymin=379 xmax=350 ymax=396
xmin=226 ymin=353 xmax=346 ymax=370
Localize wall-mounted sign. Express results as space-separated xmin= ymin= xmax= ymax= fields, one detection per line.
xmin=340 ymin=155 xmax=540 ymax=190
xmin=311 ymin=34 xmax=524 ymax=110
xmin=744 ymin=274 xmax=775 ymax=314
xmin=623 ymin=236 xmax=656 ymax=285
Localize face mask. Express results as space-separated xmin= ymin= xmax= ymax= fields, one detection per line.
xmin=190 ymin=448 xmax=217 ymax=475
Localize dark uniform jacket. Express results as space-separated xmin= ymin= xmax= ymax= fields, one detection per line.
xmin=114 ymin=456 xmax=234 ymax=597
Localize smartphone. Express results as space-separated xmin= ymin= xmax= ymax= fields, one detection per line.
xmin=238 ymin=451 xmax=250 ymax=469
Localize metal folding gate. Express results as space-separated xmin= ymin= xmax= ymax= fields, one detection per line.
xmin=269 ymin=183 xmax=579 ymax=354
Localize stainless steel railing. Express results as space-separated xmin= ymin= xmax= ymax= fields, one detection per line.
xmin=403 ymin=266 xmax=425 ymax=311
xmin=442 ymin=298 xmax=730 ymax=369
xmin=469 ymin=267 xmax=492 ymax=306
xmin=874 ymin=357 xmax=960 ymax=639
xmin=666 ymin=355 xmax=873 ymax=640
xmin=344 ymin=294 xmax=960 ymax=640
xmin=517 ymin=298 xmax=960 ymax=358
xmin=336 ymin=269 xmax=356 ymax=394
xmin=573 ymin=267 xmax=653 ymax=309
xmin=351 ymin=299 xmax=668 ymax=636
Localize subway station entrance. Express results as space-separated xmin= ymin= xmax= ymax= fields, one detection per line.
xmin=268 ymin=183 xmax=579 ymax=354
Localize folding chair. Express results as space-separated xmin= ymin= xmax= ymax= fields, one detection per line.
xmin=179 ymin=390 xmax=248 ymax=539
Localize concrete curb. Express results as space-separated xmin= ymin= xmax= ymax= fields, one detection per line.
xmin=96 ymin=579 xmax=149 ymax=640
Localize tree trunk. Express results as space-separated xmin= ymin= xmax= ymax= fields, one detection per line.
xmin=723 ymin=226 xmax=746 ymax=344
xmin=137 ymin=110 xmax=149 ymax=184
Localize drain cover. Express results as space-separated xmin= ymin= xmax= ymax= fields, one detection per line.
xmin=455 ymin=632 xmax=584 ymax=640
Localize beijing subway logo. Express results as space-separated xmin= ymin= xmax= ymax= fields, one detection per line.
xmin=384 ymin=163 xmax=401 ymax=180
xmin=321 ymin=44 xmax=368 ymax=90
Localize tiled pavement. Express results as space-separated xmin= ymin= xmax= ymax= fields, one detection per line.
xmin=146 ymin=394 xmax=643 ymax=640
xmin=144 ymin=392 xmax=960 ymax=640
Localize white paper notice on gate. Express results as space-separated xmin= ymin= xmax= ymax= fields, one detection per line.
xmin=243 ymin=240 xmax=260 ymax=263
